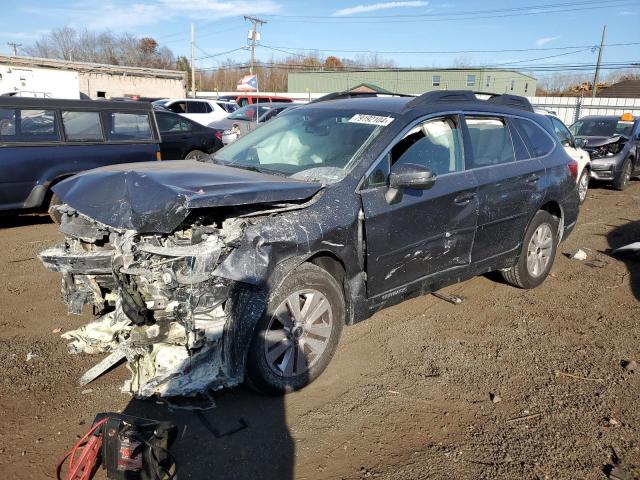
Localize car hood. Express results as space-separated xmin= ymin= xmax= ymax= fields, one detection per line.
xmin=53 ymin=160 xmax=322 ymax=233
xmin=575 ymin=135 xmax=628 ymax=148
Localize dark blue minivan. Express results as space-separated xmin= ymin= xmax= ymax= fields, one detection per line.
xmin=0 ymin=97 xmax=161 ymax=213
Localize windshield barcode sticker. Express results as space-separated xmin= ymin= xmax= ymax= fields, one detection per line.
xmin=348 ymin=114 xmax=394 ymax=126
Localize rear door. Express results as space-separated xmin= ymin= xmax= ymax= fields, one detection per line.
xmin=463 ymin=114 xmax=545 ymax=262
xmin=360 ymin=114 xmax=478 ymax=297
xmin=156 ymin=112 xmax=193 ymax=160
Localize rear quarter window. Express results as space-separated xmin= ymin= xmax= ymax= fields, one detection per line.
xmin=512 ymin=117 xmax=555 ymax=157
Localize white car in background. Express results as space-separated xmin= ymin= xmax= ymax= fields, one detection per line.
xmin=539 ymin=111 xmax=591 ymax=204
xmin=158 ymin=98 xmax=238 ymax=126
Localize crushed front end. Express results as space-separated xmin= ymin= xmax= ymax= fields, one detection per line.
xmin=40 ymin=205 xmax=246 ymax=398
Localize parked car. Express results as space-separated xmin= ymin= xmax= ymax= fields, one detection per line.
xmin=543 ymin=113 xmax=591 ymax=203
xmin=216 ymin=94 xmax=293 ymax=107
xmin=156 ymin=110 xmax=222 ymax=160
xmin=207 ymin=102 xmax=293 ymax=145
xmin=569 ymin=113 xmax=640 ymax=190
xmin=158 ymin=99 xmax=236 ymax=126
xmin=40 ymin=91 xmax=579 ymax=398
xmin=0 ymin=97 xmax=160 ymax=215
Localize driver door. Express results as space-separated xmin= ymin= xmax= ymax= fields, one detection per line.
xmin=359 ymin=115 xmax=478 ymax=298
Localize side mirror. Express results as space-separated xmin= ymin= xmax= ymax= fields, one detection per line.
xmin=389 ymin=163 xmax=436 ymax=190
xmin=385 ymin=163 xmax=436 ymax=204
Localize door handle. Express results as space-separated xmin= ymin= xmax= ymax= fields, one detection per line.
xmin=454 ymin=193 xmax=476 ymax=205
xmin=525 ymin=174 xmax=540 ymax=184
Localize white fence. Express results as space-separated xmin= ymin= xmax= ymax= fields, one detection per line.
xmin=197 ymin=91 xmax=640 ymax=126
xmin=530 ymin=96 xmax=640 ymax=125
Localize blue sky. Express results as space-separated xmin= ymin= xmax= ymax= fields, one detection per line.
xmin=1 ymin=0 xmax=639 ymax=80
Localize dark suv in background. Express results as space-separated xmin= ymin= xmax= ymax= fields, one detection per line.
xmin=40 ymin=91 xmax=579 ymax=398
xmin=570 ymin=113 xmax=640 ymax=190
xmin=0 ymin=97 xmax=160 ymax=213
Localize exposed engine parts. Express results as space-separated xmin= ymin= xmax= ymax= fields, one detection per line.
xmin=40 ymin=206 xmax=247 ymax=397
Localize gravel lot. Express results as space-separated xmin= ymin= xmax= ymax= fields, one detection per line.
xmin=1 ymin=182 xmax=639 ymax=480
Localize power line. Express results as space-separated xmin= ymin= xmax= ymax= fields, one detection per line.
xmin=260 ymin=0 xmax=622 ymax=19
xmin=258 ymin=41 xmax=640 ymax=56
xmin=260 ymin=1 xmax=635 ymax=24
xmin=195 ymin=60 xmax=640 ymax=73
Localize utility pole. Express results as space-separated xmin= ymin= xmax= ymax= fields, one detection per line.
xmin=591 ymin=25 xmax=606 ymax=99
xmin=244 ymin=16 xmax=266 ymax=75
xmin=190 ymin=23 xmax=196 ymax=98
xmin=7 ymin=42 xmax=21 ymax=56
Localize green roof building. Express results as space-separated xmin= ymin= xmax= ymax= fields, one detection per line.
xmin=288 ymin=69 xmax=536 ymax=97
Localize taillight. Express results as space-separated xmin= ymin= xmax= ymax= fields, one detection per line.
xmin=214 ymin=130 xmax=222 ymax=140
xmin=567 ymin=159 xmax=578 ymax=179
xmin=156 ymin=151 xmax=162 ymax=161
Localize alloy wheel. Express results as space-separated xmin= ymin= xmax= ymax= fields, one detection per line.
xmin=526 ymin=223 xmax=553 ymax=277
xmin=578 ymin=171 xmax=589 ymax=202
xmin=264 ymin=289 xmax=333 ymax=377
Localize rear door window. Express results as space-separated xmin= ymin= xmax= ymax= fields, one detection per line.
xmin=168 ymin=101 xmax=186 ymax=113
xmin=186 ymin=101 xmax=207 ymax=114
xmin=512 ymin=117 xmax=555 ymax=157
xmin=62 ymin=111 xmax=103 ymax=141
xmin=106 ymin=112 xmax=152 ymax=140
xmin=157 ymin=113 xmax=193 ymax=133
xmin=465 ymin=116 xmax=516 ymax=168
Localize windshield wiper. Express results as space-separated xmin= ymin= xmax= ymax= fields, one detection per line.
xmin=211 ymin=158 xmax=287 ymax=177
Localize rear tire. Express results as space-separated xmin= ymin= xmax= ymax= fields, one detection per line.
xmin=246 ymin=263 xmax=345 ymax=395
xmin=613 ymin=158 xmax=631 ymax=191
xmin=577 ymin=169 xmax=589 ymax=204
xmin=185 ymin=149 xmax=207 ymax=160
xmin=501 ymin=210 xmax=558 ymax=289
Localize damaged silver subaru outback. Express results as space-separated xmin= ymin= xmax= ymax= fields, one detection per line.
xmin=40 ymin=91 xmax=580 ymax=397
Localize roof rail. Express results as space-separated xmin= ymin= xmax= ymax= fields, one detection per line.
xmin=311 ymin=90 xmax=414 ymax=104
xmin=404 ymin=90 xmax=534 ymax=113
xmin=404 ymin=90 xmax=477 ymax=110
xmin=485 ymin=93 xmax=534 ymax=112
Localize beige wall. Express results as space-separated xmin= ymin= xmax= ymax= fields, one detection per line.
xmin=79 ymin=72 xmax=185 ymax=99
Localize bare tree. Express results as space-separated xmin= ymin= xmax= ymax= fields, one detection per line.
xmin=23 ymin=27 xmax=175 ymax=68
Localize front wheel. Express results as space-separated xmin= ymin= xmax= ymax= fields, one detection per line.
xmin=501 ymin=210 xmax=558 ymax=289
xmin=246 ymin=263 xmax=345 ymax=395
xmin=613 ymin=158 xmax=632 ymax=191
xmin=577 ymin=169 xmax=589 ymax=204
xmin=185 ymin=149 xmax=207 ymax=160
xmin=48 ymin=193 xmax=62 ymax=224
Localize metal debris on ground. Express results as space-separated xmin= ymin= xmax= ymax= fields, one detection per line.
xmin=432 ymin=291 xmax=464 ymax=305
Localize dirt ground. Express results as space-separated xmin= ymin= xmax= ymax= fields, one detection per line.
xmin=1 ymin=182 xmax=640 ymax=480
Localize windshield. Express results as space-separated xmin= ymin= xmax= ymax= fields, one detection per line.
xmin=213 ymin=107 xmax=393 ymax=183
xmin=570 ymin=118 xmax=634 ymax=137
xmin=227 ymin=104 xmax=271 ymax=121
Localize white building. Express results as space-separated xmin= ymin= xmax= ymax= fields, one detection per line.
xmin=0 ymin=55 xmax=186 ymax=100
